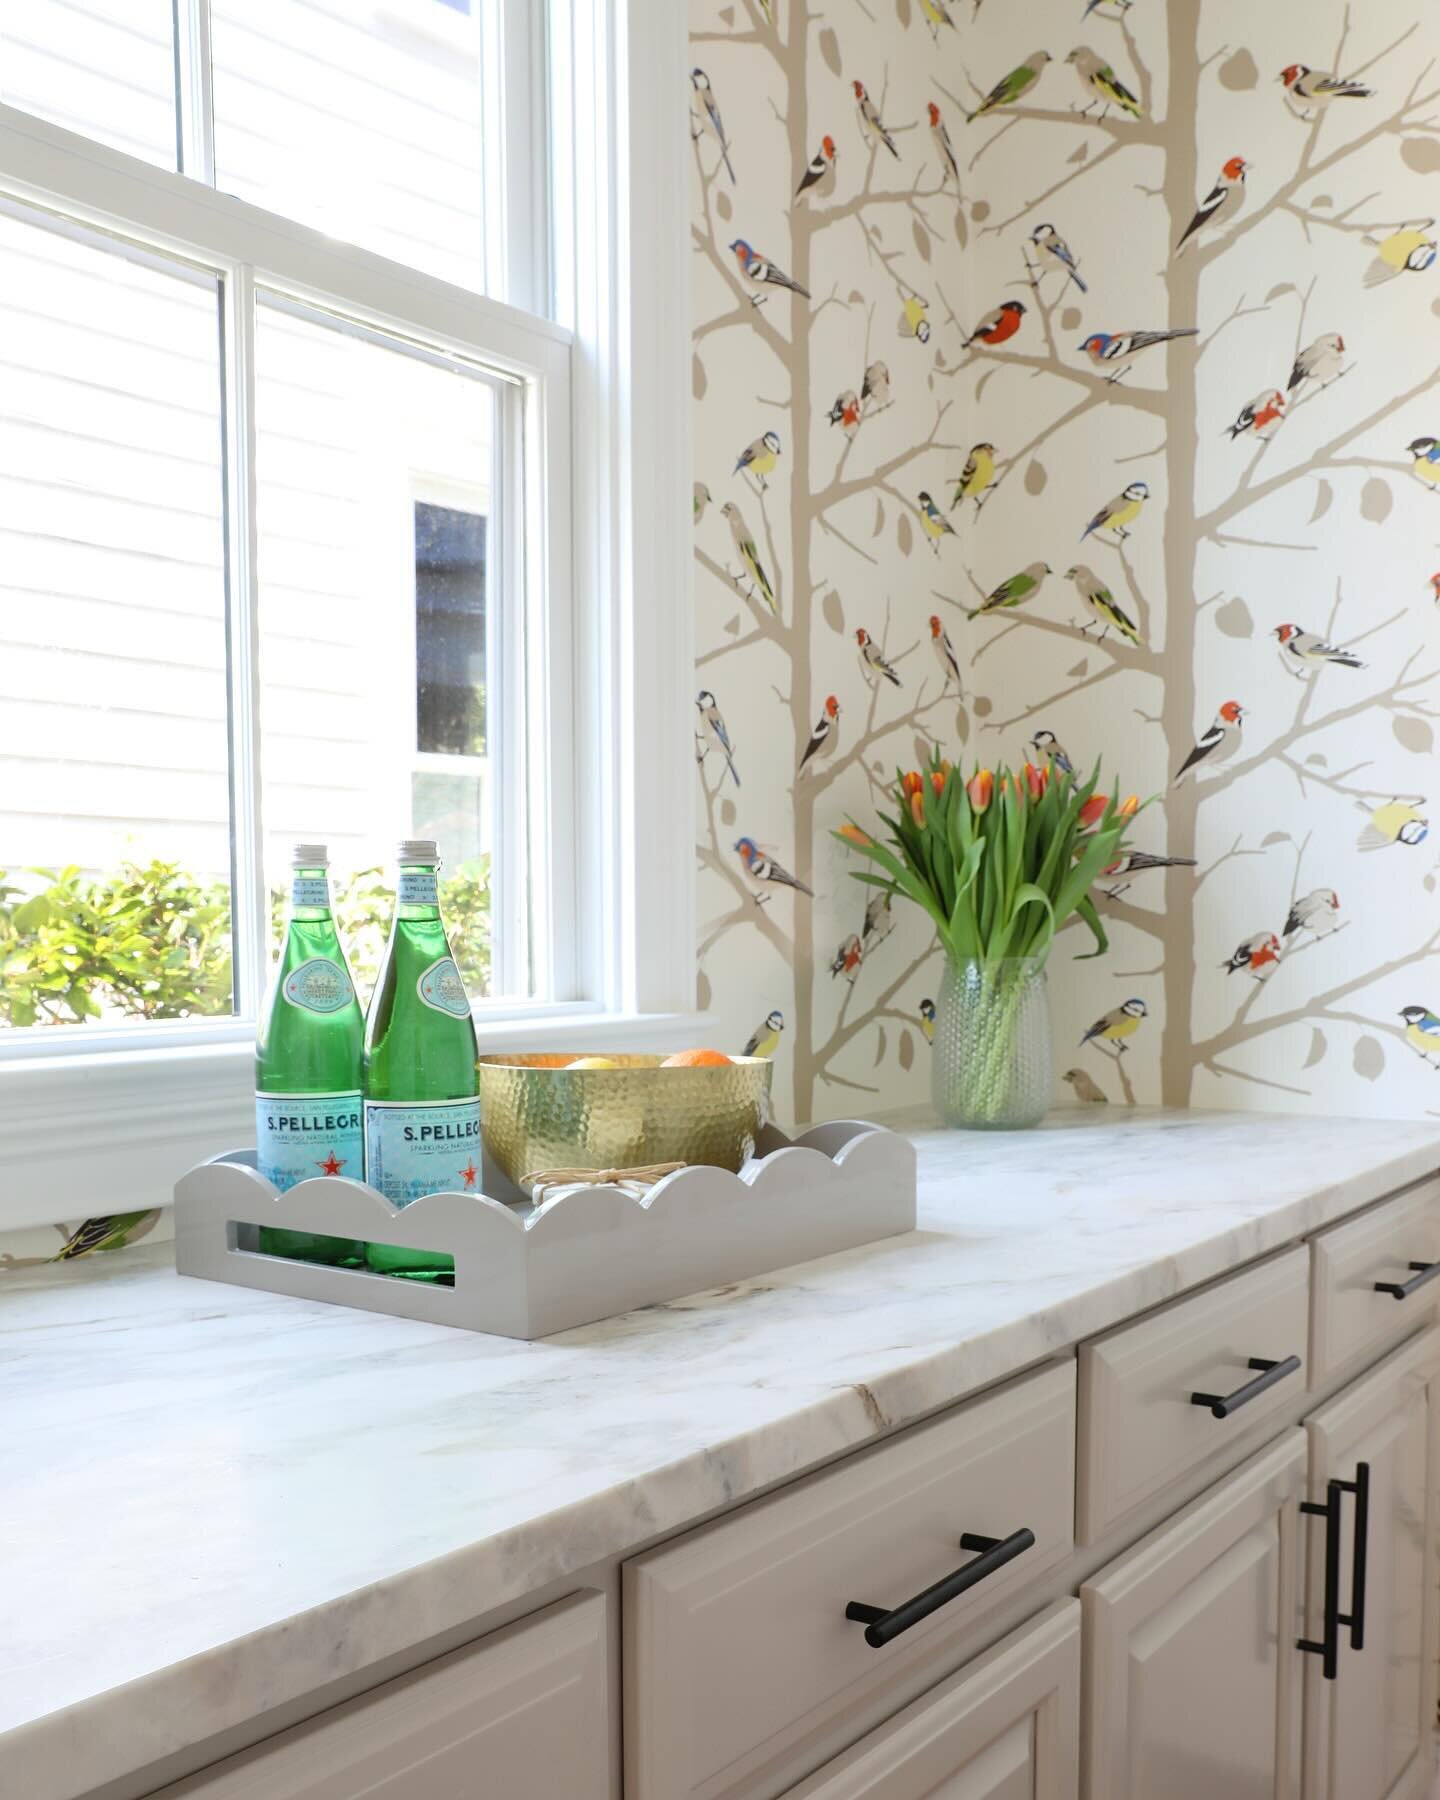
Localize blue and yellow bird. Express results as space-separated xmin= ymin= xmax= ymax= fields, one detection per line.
xmin=1400 ymin=1006 xmax=1440 ymax=1069
xmin=735 ymin=429 xmax=782 ymax=491
xmin=919 ymin=998 xmax=936 ymax=1043
xmin=1407 ymin=436 xmax=1440 ymax=492
xmin=1080 ymin=997 xmax=1148 ymax=1053
xmin=1081 ymin=480 xmax=1149 ymax=542
xmin=917 ymin=490 xmax=956 ymax=554
xmin=743 ymin=1008 xmax=785 ymax=1058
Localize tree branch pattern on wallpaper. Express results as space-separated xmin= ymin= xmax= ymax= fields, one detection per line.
xmin=691 ymin=0 xmax=1440 ymax=1123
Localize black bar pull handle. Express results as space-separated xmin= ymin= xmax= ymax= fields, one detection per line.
xmin=1298 ymin=1482 xmax=1343 ymax=1681
xmin=1334 ymin=1461 xmax=1370 ymax=1651
xmin=1190 ymin=1354 xmax=1302 ymax=1419
xmin=845 ymin=1527 xmax=1035 ymax=1649
xmin=1373 ymin=1261 xmax=1440 ymax=1301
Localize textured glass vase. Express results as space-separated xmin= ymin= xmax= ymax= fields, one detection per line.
xmin=932 ymin=957 xmax=1051 ymax=1129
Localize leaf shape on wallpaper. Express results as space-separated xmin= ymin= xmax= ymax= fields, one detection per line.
xmin=895 ymin=0 xmax=911 ymax=30
xmin=1427 ymin=872 xmax=1437 ymax=893
xmin=1067 ymin=142 xmax=1089 ymax=166
xmin=955 ymin=703 xmax=970 ymax=745
xmin=848 ymin=289 xmax=864 ymax=305
xmin=1309 ymin=479 xmax=1333 ymax=522
xmin=1302 ymin=1027 xmax=1327 ymax=1069
xmin=718 ymin=5 xmax=735 ymax=21
xmin=1060 ymin=306 xmax=1082 ymax=332
xmin=1264 ymin=283 xmax=1295 ymax=302
xmin=1305 ymin=752 xmax=1328 ymax=767
xmin=899 ymin=1029 xmax=915 ymax=1072
xmin=874 ymin=1025 xmax=888 ymax=1068
xmin=818 ymin=26 xmax=842 ymax=75
xmin=872 ymin=497 xmax=885 ymax=536
xmin=1433 ymin=298 xmax=1440 ymax=321
xmin=954 ymin=210 xmax=968 ymax=250
xmin=1310 ymin=194 xmax=1334 ymax=209
xmin=976 ymin=367 xmax=997 ymax=402
xmin=822 ymin=588 xmax=846 ymax=634
xmin=724 ymin=614 xmax=741 ymax=636
xmin=1215 ymin=595 xmax=1254 ymax=638
xmin=1394 ymin=714 xmax=1434 ymax=755
xmin=897 ymin=512 xmax=914 ymax=556
xmin=914 ymin=733 xmax=935 ymax=768
xmin=1219 ymin=48 xmax=1259 ymax=89
xmin=720 ymin=798 xmax=737 ymax=827
xmin=1024 ymin=460 xmax=1047 ymax=496
xmin=1360 ymin=477 xmax=1392 ymax=523
xmin=913 ymin=218 xmax=932 ymax=263
xmin=692 ymin=354 xmax=707 ymax=401
xmin=1353 ymin=1035 xmax=1385 ymax=1082
xmin=972 ymin=694 xmax=993 ymax=718
xmin=715 ymin=191 xmax=733 ymax=223
xmin=971 ymin=199 xmax=990 ymax=223
xmin=1261 ymin=830 xmax=1291 ymax=847
xmin=696 ymin=969 xmax=712 ymax=1013
xmin=1403 ymin=136 xmax=1440 ymax=174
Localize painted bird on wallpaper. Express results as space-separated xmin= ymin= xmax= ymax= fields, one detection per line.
xmin=796 ymin=136 xmax=838 ymax=201
xmin=50 ymin=1211 xmax=156 ymax=1260
xmin=1174 ymin=700 xmax=1245 ymax=782
xmin=1289 ymin=333 xmax=1346 ymax=395
xmin=1279 ymin=65 xmax=1373 ymax=121
xmin=1066 ymin=564 xmax=1142 ymax=644
xmin=861 ymin=361 xmax=892 ymax=412
xmin=734 ymin=429 xmax=782 ymax=491
xmin=797 ymin=695 xmax=841 ymax=777
xmin=1080 ymin=997 xmax=1148 ymax=1053
xmin=1405 ymin=436 xmax=1440 ymax=492
xmin=862 ymin=890 xmax=896 ymax=949
xmin=853 ymin=81 xmax=900 ymax=157
xmin=901 ymin=294 xmax=933 ymax=344
xmin=1081 ymin=480 xmax=1148 ymax=542
xmin=1065 ymin=47 xmax=1144 ymax=118
xmin=1283 ymin=888 xmax=1341 ymax=941
xmin=917 ymin=491 xmax=956 ymax=554
xmin=968 ymin=561 xmax=1052 ymax=619
xmin=1227 ymin=389 xmax=1286 ymax=443
xmin=1176 ymin=156 xmax=1248 ymax=254
xmin=964 ymin=300 xmax=1026 ymax=348
xmin=1062 ymin=1068 xmax=1108 ymax=1104
xmin=1357 ymin=799 xmax=1429 ymax=850
xmin=1099 ymin=851 xmax=1198 ymax=899
xmin=966 ymin=51 xmax=1052 ymax=122
xmin=734 ymin=838 xmax=814 ymax=901
xmin=919 ymin=998 xmax=936 ymax=1043
xmin=1363 ymin=224 xmax=1437 ymax=287
xmin=951 ymin=443 xmax=997 ymax=511
xmin=1222 ymin=931 xmax=1283 ymax=981
xmin=920 ymin=0 xmax=957 ymax=40
xmin=856 ymin=626 xmax=902 ymax=687
xmin=1030 ymin=223 xmax=1088 ymax=292
xmin=1079 ymin=327 xmax=1197 ymax=384
xmin=1399 ymin=1007 xmax=1440 ymax=1069
xmin=689 ymin=69 xmax=736 ymax=183
xmin=693 ymin=482 xmax=711 ymax=523
xmin=695 ymin=690 xmax=740 ymax=787
xmin=828 ymin=389 xmax=862 ymax=438
xmin=743 ymin=1008 xmax=784 ymax=1058
xmin=829 ymin=933 xmax=864 ymax=982
xmin=1029 ymin=729 xmax=1075 ymax=777
xmin=930 ymin=614 xmax=965 ymax=695
xmin=728 ymin=238 xmax=811 ymax=304
xmin=1081 ymin=0 xmax=1133 ymax=16
xmin=1431 ymin=573 xmax=1440 ymax=606
xmin=721 ymin=500 xmax=778 ymax=615
xmin=1273 ymin=623 xmax=1365 ymax=676
xmin=928 ymin=103 xmax=961 ymax=192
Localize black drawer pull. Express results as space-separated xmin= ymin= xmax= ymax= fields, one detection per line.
xmin=1190 ymin=1354 xmax=1301 ymax=1419
xmin=1341 ymin=1461 xmax=1370 ymax=1652
xmin=845 ymin=1527 xmax=1035 ymax=1649
xmin=1373 ymin=1261 xmax=1440 ymax=1300
xmin=1298 ymin=1461 xmax=1369 ymax=1679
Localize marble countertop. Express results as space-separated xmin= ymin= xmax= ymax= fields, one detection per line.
xmin=6 ymin=1106 xmax=1440 ymax=1799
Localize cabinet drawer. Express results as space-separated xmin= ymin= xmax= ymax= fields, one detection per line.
xmin=1078 ymin=1247 xmax=1308 ymax=1544
xmin=624 ymin=1360 xmax=1075 ymax=1800
xmin=150 ymin=1592 xmax=609 ymax=1799
xmin=1310 ymin=1178 xmax=1440 ymax=1382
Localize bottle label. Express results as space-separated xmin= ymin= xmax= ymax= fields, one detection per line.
xmin=256 ymin=1092 xmax=363 ymax=1193
xmin=398 ymin=869 xmax=439 ymax=907
xmin=282 ymin=956 xmax=355 ymax=1014
xmin=291 ymin=874 xmax=330 ymax=909
xmin=417 ymin=956 xmax=470 ymax=1017
xmin=364 ymin=1098 xmax=482 ymax=1207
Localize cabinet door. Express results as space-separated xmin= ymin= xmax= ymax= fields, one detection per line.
xmin=1083 ymin=1431 xmax=1305 ymax=1800
xmin=781 ymin=1601 xmax=1079 ymax=1800
xmin=1302 ymin=1328 xmax=1440 ymax=1800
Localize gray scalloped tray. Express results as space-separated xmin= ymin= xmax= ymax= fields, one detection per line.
xmin=172 ymin=1120 xmax=917 ymax=1339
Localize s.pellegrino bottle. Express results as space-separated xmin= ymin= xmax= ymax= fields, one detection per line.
xmin=363 ymin=840 xmax=480 ymax=1279
xmin=255 ymin=843 xmax=365 ymax=1265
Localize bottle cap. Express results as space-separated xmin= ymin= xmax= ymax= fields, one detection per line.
xmin=397 ymin=838 xmax=439 ymax=865
xmin=291 ymin=842 xmax=328 ymax=868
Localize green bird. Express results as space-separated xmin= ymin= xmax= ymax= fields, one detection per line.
xmin=1065 ymin=47 xmax=1144 ymax=118
xmin=967 ymin=50 xmax=1052 ymax=122
xmin=968 ymin=560 xmax=1051 ymax=619
xmin=721 ymin=499 xmax=778 ymax=615
xmin=1066 ymin=563 xmax=1141 ymax=645
xmin=693 ymin=481 xmax=712 ymax=523
xmin=51 ymin=1211 xmax=158 ymax=1261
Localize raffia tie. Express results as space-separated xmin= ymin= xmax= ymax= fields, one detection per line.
xmin=522 ymin=1161 xmax=688 ymax=1200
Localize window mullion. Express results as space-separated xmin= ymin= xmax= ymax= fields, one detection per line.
xmin=172 ymin=0 xmax=216 ymax=185
xmin=220 ymin=262 xmax=267 ymax=1022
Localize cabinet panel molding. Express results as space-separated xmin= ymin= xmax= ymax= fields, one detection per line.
xmin=1309 ymin=1180 xmax=1440 ymax=1383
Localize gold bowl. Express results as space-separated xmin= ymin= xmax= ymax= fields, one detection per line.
xmin=477 ymin=1053 xmax=773 ymax=1195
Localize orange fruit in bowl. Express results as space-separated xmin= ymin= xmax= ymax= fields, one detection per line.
xmin=568 ymin=1056 xmax=620 ymax=1070
xmin=661 ymin=1048 xmax=733 ymax=1068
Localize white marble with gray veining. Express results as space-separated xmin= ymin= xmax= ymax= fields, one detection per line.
xmin=5 ymin=1107 xmax=1440 ymax=1800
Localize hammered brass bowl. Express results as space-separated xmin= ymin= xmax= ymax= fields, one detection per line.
xmin=477 ymin=1053 xmax=773 ymax=1195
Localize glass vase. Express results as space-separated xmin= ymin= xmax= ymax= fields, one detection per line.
xmin=932 ymin=957 xmax=1051 ymax=1129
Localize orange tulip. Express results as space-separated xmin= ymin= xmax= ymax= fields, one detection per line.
xmin=1023 ymin=762 xmax=1045 ymax=801
xmin=909 ymin=789 xmax=926 ymax=829
xmin=1078 ymin=794 xmax=1109 ymax=829
xmin=901 ymin=770 xmax=924 ymax=799
xmin=838 ymin=822 xmax=873 ymax=848
xmin=930 ymin=770 xmax=946 ymax=798
xmin=967 ymin=769 xmax=994 ymax=813
xmin=1118 ymin=793 xmax=1139 ymax=818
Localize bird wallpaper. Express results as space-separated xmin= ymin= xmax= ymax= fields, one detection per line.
xmin=691 ymin=0 xmax=1440 ymax=1123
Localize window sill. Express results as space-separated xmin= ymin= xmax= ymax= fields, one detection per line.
xmin=0 ymin=1009 xmax=718 ymax=1232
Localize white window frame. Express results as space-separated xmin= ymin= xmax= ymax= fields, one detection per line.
xmin=0 ymin=0 xmax=701 ymax=1230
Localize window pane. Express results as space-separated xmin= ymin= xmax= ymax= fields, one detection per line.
xmin=211 ymin=0 xmax=485 ymax=290
xmin=0 ymin=212 xmax=231 ymax=1030
xmin=254 ymin=300 xmax=511 ymax=1004
xmin=0 ymin=1 xmax=177 ymax=168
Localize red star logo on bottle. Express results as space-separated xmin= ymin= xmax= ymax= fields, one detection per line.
xmin=460 ymin=1160 xmax=478 ymax=1189
xmin=318 ymin=1152 xmax=345 ymax=1177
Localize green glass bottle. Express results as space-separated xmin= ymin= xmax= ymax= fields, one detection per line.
xmin=255 ymin=843 xmax=366 ymax=1265
xmin=363 ymin=840 xmax=480 ymax=1278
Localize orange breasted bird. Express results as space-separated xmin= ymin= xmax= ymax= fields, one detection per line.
xmin=964 ymin=300 xmax=1025 ymax=348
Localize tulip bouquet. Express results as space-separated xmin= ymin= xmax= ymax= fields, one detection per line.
xmin=837 ymin=751 xmax=1143 ymax=1126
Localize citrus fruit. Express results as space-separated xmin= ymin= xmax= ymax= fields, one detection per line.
xmin=661 ymin=1048 xmax=732 ymax=1068
xmin=568 ymin=1055 xmax=619 ymax=1070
